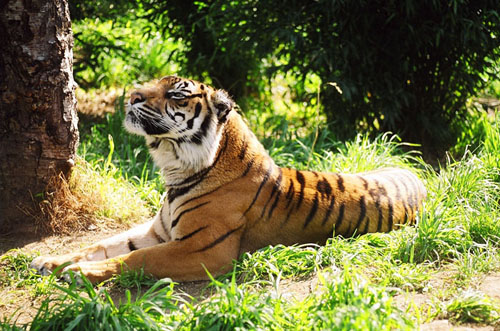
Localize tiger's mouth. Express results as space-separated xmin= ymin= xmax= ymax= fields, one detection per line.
xmin=125 ymin=106 xmax=172 ymax=137
xmin=124 ymin=107 xmax=146 ymax=136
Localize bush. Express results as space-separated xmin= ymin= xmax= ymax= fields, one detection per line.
xmin=70 ymin=1 xmax=180 ymax=89
xmin=145 ymin=0 xmax=500 ymax=153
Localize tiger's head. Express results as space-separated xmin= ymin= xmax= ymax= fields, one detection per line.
xmin=124 ymin=76 xmax=235 ymax=178
xmin=125 ymin=76 xmax=234 ymax=139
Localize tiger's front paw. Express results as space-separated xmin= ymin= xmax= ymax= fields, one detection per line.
xmin=61 ymin=260 xmax=121 ymax=284
xmin=31 ymin=253 xmax=86 ymax=276
xmin=30 ymin=255 xmax=65 ymax=276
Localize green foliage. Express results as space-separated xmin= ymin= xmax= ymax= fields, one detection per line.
xmin=300 ymin=268 xmax=413 ymax=330
xmin=452 ymin=109 xmax=500 ymax=159
xmin=72 ymin=15 xmax=179 ymax=89
xmin=237 ymin=244 xmax=322 ymax=281
xmin=145 ymin=0 xmax=500 ymax=152
xmin=178 ymin=274 xmax=283 ymax=330
xmin=27 ymin=276 xmax=182 ymax=331
xmin=446 ymin=290 xmax=500 ymax=324
xmin=0 ymin=250 xmax=56 ymax=297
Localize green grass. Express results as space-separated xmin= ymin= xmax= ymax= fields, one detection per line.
xmin=1 ymin=94 xmax=500 ymax=329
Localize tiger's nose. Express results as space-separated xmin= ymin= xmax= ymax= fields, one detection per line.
xmin=130 ymin=92 xmax=145 ymax=105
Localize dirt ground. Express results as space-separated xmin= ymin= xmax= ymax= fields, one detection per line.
xmin=1 ymin=224 xmax=499 ymax=329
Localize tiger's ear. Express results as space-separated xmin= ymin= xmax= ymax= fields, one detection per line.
xmin=212 ymin=89 xmax=234 ymax=123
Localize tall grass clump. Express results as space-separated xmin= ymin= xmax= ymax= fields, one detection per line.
xmin=25 ymin=277 xmax=184 ymax=331
xmin=295 ymin=267 xmax=414 ymax=330
xmin=70 ymin=157 xmax=152 ymax=224
xmin=394 ymin=112 xmax=500 ymax=267
xmin=28 ymin=154 xmax=151 ymax=235
xmin=446 ymin=290 xmax=500 ymax=324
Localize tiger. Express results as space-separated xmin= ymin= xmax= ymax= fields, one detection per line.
xmin=31 ymin=76 xmax=426 ymax=283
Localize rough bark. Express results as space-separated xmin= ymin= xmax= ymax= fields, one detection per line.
xmin=0 ymin=0 xmax=79 ymax=232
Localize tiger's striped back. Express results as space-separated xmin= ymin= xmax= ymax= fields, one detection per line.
xmin=205 ymin=114 xmax=427 ymax=253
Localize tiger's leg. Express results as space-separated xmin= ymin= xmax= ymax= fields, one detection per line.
xmin=60 ymin=224 xmax=242 ymax=283
xmin=31 ymin=212 xmax=170 ymax=276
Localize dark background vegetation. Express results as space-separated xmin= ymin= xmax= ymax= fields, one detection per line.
xmin=70 ymin=0 xmax=499 ymax=157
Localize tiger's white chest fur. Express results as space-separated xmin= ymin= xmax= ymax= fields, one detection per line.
xmin=144 ymin=114 xmax=224 ymax=186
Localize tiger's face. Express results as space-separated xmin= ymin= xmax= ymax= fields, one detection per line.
xmin=124 ymin=76 xmax=234 ymax=140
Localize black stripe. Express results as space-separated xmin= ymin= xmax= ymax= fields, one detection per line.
xmin=128 ymin=239 xmax=137 ymax=251
xmin=387 ymin=196 xmax=394 ymax=231
xmin=195 ymin=225 xmax=243 ymax=253
xmin=386 ymin=176 xmax=409 ymax=225
xmin=295 ymin=171 xmax=306 ymax=210
xmin=143 ymin=103 xmax=161 ymax=114
xmin=398 ymin=179 xmax=411 ymax=206
xmin=375 ymin=193 xmax=383 ymax=232
xmin=171 ymin=201 xmax=210 ymax=229
xmin=397 ymin=172 xmax=417 ymax=209
xmin=186 ymin=102 xmax=202 ymax=130
xmin=166 ymin=110 xmax=176 ymax=121
xmin=219 ymin=110 xmax=230 ymax=124
xmin=103 ymin=247 xmax=108 ymax=259
xmin=261 ymin=168 xmax=282 ymax=219
xmin=243 ymin=164 xmax=273 ymax=216
xmin=142 ymin=117 xmax=169 ymax=135
xmin=174 ymin=136 xmax=228 ymax=188
xmin=241 ymin=159 xmax=254 ymax=177
xmin=168 ymin=180 xmax=203 ymax=204
xmin=334 ymin=203 xmax=345 ymax=235
xmin=168 ymin=136 xmax=228 ymax=203
xmin=337 ymin=175 xmax=345 ymax=192
xmin=149 ymin=139 xmax=161 ymax=149
xmin=317 ymin=178 xmax=332 ymax=198
xmin=402 ymin=171 xmax=421 ymax=197
xmin=173 ymin=186 xmax=222 ymax=214
xmin=281 ymin=204 xmax=295 ymax=227
xmin=303 ymin=193 xmax=319 ymax=229
xmin=191 ymin=110 xmax=212 ymax=145
xmin=160 ymin=205 xmax=169 ymax=235
xmin=399 ymin=179 xmax=414 ymax=215
xmin=351 ymin=196 xmax=366 ymax=236
xmin=285 ymin=179 xmax=295 ymax=209
xmin=362 ymin=214 xmax=371 ymax=234
xmin=238 ymin=138 xmax=248 ymax=160
xmin=153 ymin=229 xmax=165 ymax=243
xmin=359 ymin=176 xmax=369 ymax=190
xmin=321 ymin=196 xmax=336 ymax=226
xmin=267 ymin=184 xmax=282 ymax=220
xmin=176 ymin=226 xmax=208 ymax=241
xmin=405 ymin=172 xmax=422 ymax=210
xmin=367 ymin=180 xmax=384 ymax=233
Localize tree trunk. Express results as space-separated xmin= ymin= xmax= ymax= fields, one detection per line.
xmin=0 ymin=0 xmax=79 ymax=233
